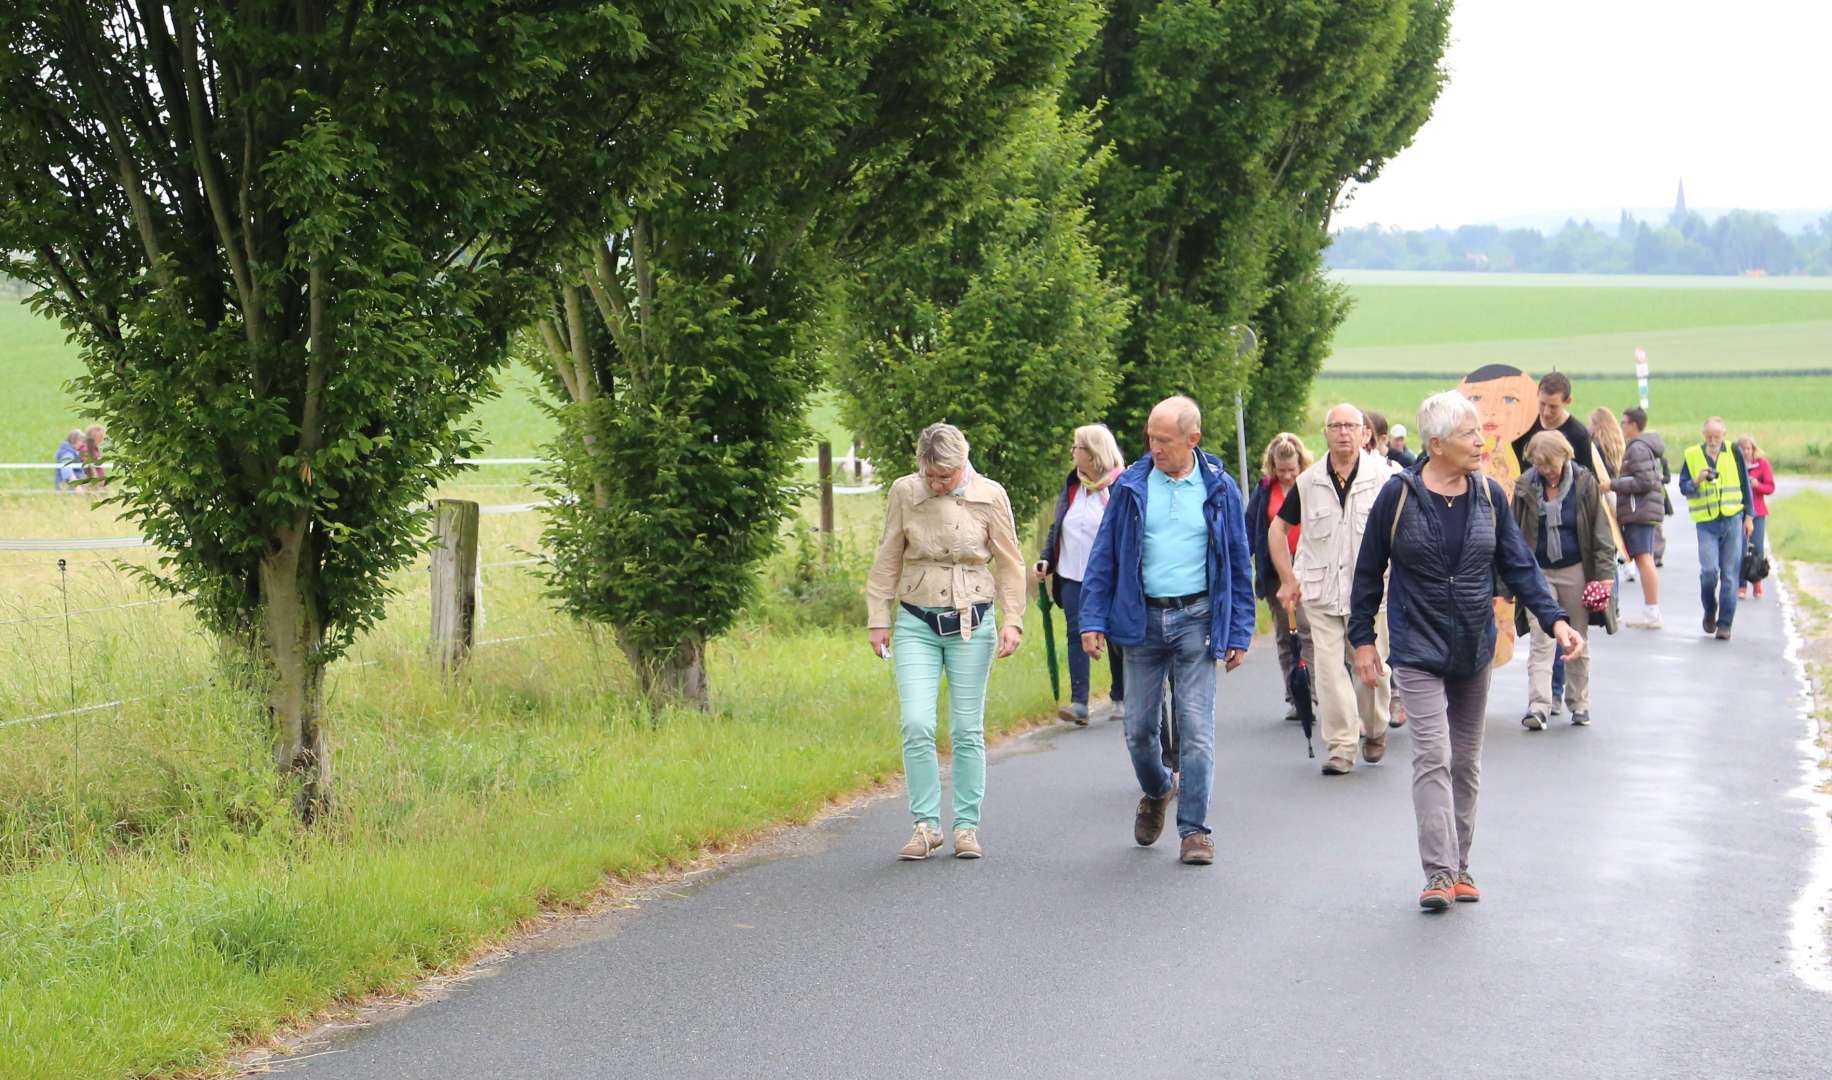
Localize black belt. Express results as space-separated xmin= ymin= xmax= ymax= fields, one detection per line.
xmin=901 ymin=601 xmax=992 ymax=637
xmin=1144 ymin=591 xmax=1208 ymax=610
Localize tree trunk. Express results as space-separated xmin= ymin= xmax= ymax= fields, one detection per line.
xmin=260 ymin=534 xmax=332 ymax=821
xmin=620 ymin=632 xmax=710 ymax=711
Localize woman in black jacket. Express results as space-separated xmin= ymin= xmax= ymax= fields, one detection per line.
xmin=1244 ymin=432 xmax=1314 ymax=720
xmin=1350 ymin=391 xmax=1581 ymax=912
xmin=1038 ymin=423 xmax=1128 ymax=724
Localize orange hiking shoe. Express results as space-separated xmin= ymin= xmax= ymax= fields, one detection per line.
xmin=1453 ymin=871 xmax=1481 ymax=903
xmin=1419 ymin=871 xmax=1455 ymax=911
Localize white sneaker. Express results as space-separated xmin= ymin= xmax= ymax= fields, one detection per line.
xmin=1109 ymin=700 xmax=1126 ymax=722
xmin=1625 ymin=610 xmax=1663 ymax=629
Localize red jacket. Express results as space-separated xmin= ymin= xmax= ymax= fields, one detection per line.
xmin=1748 ymin=456 xmax=1775 ymax=517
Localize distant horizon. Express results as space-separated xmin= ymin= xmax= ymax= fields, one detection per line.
xmin=1337 ymin=204 xmax=1832 ymax=236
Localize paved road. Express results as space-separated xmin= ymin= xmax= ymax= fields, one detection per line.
xmin=274 ymin=512 xmax=1829 ymax=1080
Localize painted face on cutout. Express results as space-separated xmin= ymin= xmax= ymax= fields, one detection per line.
xmin=1456 ymin=363 xmax=1537 ymax=484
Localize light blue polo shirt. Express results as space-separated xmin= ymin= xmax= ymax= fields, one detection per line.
xmin=1143 ymin=465 xmax=1209 ymax=597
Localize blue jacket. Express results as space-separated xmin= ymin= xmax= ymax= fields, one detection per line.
xmin=1079 ymin=449 xmax=1255 ymax=658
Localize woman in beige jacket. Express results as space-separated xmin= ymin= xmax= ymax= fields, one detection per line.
xmin=866 ymin=423 xmax=1026 ymax=861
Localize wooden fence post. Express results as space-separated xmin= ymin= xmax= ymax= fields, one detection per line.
xmin=818 ymin=441 xmax=835 ymax=537
xmin=431 ymin=499 xmax=480 ymax=671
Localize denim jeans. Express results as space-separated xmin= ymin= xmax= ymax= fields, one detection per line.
xmin=1121 ymin=599 xmax=1217 ymax=837
xmin=892 ymin=606 xmax=994 ymax=830
xmin=1696 ymin=516 xmax=1744 ymax=627
xmin=1060 ymin=577 xmax=1125 ymax=706
xmin=1750 ymin=514 xmax=1767 ymax=562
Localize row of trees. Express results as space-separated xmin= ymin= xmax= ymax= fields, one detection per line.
xmin=1328 ymin=210 xmax=1832 ymax=276
xmin=0 ymin=1 xmax=1448 ymax=818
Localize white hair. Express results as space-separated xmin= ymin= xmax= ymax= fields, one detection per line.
xmin=1153 ymin=395 xmax=1202 ymax=436
xmin=1417 ymin=391 xmax=1479 ymax=443
xmin=916 ymin=422 xmax=969 ymax=471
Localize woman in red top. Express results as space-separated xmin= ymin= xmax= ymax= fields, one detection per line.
xmin=1244 ymin=432 xmax=1314 ymax=720
xmin=1737 ymin=434 xmax=1775 ymax=599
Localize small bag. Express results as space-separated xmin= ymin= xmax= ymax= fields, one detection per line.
xmin=901 ymin=601 xmax=991 ymax=638
xmin=1742 ymin=543 xmax=1770 ymax=584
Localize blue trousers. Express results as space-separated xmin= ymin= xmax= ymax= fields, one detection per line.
xmin=1121 ymin=600 xmax=1217 ymax=838
xmin=1696 ymin=516 xmax=1744 ymax=628
xmin=1059 ymin=577 xmax=1126 ymax=706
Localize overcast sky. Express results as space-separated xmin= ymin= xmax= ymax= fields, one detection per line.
xmin=1334 ymin=0 xmax=1831 ymax=229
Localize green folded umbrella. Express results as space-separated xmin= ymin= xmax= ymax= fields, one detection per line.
xmin=1037 ymin=588 xmax=1061 ymax=701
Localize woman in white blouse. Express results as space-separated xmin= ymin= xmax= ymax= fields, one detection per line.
xmin=1037 ymin=423 xmax=1128 ymax=724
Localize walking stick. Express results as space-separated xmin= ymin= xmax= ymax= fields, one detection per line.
xmin=1037 ymin=588 xmax=1061 ymax=701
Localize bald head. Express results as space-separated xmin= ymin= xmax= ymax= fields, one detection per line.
xmin=1324 ymin=402 xmax=1365 ymax=461
xmin=1146 ymin=395 xmax=1203 ymax=477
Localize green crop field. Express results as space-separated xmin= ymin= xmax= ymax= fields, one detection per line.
xmin=1314 ymin=271 xmax=1832 ymax=472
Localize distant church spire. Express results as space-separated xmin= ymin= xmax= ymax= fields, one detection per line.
xmin=1674 ymin=179 xmax=1687 ymax=216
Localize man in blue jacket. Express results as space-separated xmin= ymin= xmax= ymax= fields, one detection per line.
xmin=1080 ymin=396 xmax=1254 ymax=866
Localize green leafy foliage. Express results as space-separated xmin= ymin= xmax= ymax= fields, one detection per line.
xmin=829 ymin=98 xmax=1127 ymax=528
xmin=1067 ymin=0 xmax=1451 ymax=446
xmin=531 ymin=0 xmax=1096 ymax=703
xmin=0 ymin=0 xmax=778 ymax=809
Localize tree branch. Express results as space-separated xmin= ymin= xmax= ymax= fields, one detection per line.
xmin=538 ymin=316 xmax=582 ymax=402
xmin=174 ymin=10 xmax=259 ymax=339
xmin=562 ymin=284 xmax=596 ymax=403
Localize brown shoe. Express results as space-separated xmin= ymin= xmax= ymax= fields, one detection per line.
xmin=897 ymin=822 xmax=943 ymax=860
xmin=1321 ymin=755 xmax=1353 ymax=775
xmin=1179 ymin=832 xmax=1215 ymax=865
xmin=1362 ymin=736 xmax=1387 ymax=765
xmin=952 ymin=828 xmax=982 ymax=859
xmin=1133 ymin=779 xmax=1177 ymax=846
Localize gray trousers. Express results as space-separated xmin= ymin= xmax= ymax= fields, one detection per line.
xmin=1394 ymin=665 xmax=1493 ymax=878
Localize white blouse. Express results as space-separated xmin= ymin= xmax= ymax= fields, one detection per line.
xmin=1057 ymin=485 xmax=1109 ymax=583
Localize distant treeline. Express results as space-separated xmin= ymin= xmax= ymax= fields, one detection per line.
xmin=1327 ymin=210 xmax=1832 ymax=276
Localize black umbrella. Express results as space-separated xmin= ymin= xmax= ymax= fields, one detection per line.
xmin=1284 ymin=606 xmax=1316 ymax=758
xmin=1036 ymin=587 xmax=1061 ymax=702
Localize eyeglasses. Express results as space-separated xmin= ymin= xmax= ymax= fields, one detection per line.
xmin=1324 ymin=422 xmax=1361 ymax=432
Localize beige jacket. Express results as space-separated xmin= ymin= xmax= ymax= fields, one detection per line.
xmin=866 ymin=471 xmax=1027 ymax=635
xmin=1291 ymin=449 xmax=1388 ymax=617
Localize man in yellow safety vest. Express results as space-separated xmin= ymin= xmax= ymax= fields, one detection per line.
xmin=1678 ymin=416 xmax=1753 ymax=640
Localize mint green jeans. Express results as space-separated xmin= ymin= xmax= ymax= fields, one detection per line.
xmin=892 ymin=605 xmax=995 ymax=830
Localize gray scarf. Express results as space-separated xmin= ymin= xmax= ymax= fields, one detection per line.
xmin=1541 ymin=466 xmax=1570 ymax=564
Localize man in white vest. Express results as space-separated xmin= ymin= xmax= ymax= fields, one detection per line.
xmin=1269 ymin=404 xmax=1392 ymax=774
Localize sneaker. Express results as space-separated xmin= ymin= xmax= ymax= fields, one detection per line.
xmin=1521 ymin=711 xmax=1547 ymax=732
xmin=1754 ymin=581 xmax=1764 ymax=599
xmin=1703 ymin=611 xmax=1717 ymax=635
xmin=1625 ymin=610 xmax=1662 ymax=630
xmin=1361 ymin=735 xmax=1387 ymax=764
xmin=1570 ymin=711 xmax=1591 ymax=726
xmin=1284 ymin=701 xmax=1299 ymax=722
xmin=1420 ymin=871 xmax=1455 ymax=911
xmin=1715 ymin=625 xmax=1733 ymax=641
xmin=897 ymin=822 xmax=943 ymax=860
xmin=1453 ymin=871 xmax=1481 ymax=903
xmin=1058 ymin=702 xmax=1090 ymax=726
xmin=1321 ymin=754 xmax=1353 ymax=775
xmin=1389 ymin=700 xmax=1407 ymax=729
xmin=952 ymin=828 xmax=982 ymax=859
xmin=1179 ymin=833 xmax=1215 ymax=865
xmin=1134 ymin=779 xmax=1177 ymax=846
xmin=1737 ymin=586 xmax=1748 ymax=600
xmin=1550 ymin=702 xmax=1564 ymax=719
xmin=1109 ymin=700 xmax=1126 ymax=722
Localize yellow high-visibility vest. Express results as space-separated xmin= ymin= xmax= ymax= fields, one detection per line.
xmin=1682 ymin=444 xmax=1745 ymax=523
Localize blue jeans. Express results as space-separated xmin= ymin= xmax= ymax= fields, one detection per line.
xmin=1121 ymin=600 xmax=1217 ymax=838
xmin=1696 ymin=516 xmax=1744 ymax=627
xmin=1750 ymin=514 xmax=1767 ymax=563
xmin=1060 ymin=577 xmax=1125 ymax=706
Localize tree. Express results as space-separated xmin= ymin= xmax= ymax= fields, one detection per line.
xmin=529 ymin=0 xmax=1096 ymax=707
xmin=1067 ymin=0 xmax=1451 ymax=448
xmin=828 ymin=99 xmax=1127 ymax=529
xmin=0 ymin=0 xmax=774 ymax=817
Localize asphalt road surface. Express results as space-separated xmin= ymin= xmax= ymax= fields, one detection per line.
xmin=273 ymin=511 xmax=1830 ymax=1080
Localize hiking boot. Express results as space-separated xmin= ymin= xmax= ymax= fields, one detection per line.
xmin=1134 ymin=779 xmax=1177 ymax=846
xmin=1179 ymin=832 xmax=1215 ymax=865
xmin=1453 ymin=870 xmax=1481 ymax=903
xmin=1058 ymin=702 xmax=1090 ymax=726
xmin=1715 ymin=625 xmax=1733 ymax=641
xmin=1420 ymin=871 xmax=1455 ymax=911
xmin=1521 ymin=711 xmax=1547 ymax=732
xmin=897 ymin=822 xmax=943 ymax=860
xmin=1362 ymin=735 xmax=1387 ymax=764
xmin=1570 ymin=711 xmax=1591 ymax=726
xmin=1703 ymin=611 xmax=1717 ymax=635
xmin=1321 ymin=754 xmax=1353 ymax=775
xmin=952 ymin=828 xmax=982 ymax=859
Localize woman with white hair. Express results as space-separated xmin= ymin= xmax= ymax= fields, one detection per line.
xmin=1349 ymin=391 xmax=1582 ymax=911
xmin=866 ymin=422 xmax=1026 ymax=861
xmin=1038 ymin=423 xmax=1128 ymax=725
xmin=1510 ymin=430 xmax=1615 ymax=731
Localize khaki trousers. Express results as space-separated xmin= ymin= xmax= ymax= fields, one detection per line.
xmin=1528 ymin=563 xmax=1590 ymax=714
xmin=1306 ymin=604 xmax=1390 ymax=759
